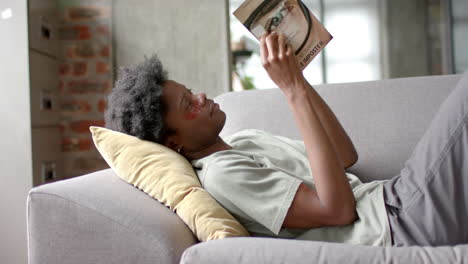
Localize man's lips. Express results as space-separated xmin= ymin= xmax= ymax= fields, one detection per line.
xmin=210 ymin=100 xmax=214 ymax=116
xmin=210 ymin=100 xmax=219 ymax=116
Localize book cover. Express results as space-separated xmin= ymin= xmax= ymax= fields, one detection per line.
xmin=233 ymin=0 xmax=333 ymax=70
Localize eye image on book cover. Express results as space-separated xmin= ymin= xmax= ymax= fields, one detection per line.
xmin=234 ymin=0 xmax=332 ymax=70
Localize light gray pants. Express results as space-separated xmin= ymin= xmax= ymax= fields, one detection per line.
xmin=383 ymin=72 xmax=468 ymax=247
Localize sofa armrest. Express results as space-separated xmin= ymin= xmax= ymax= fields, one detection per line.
xmin=181 ymin=237 xmax=468 ymax=264
xmin=27 ymin=169 xmax=198 ymax=264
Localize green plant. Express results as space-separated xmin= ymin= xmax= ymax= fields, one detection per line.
xmin=239 ymin=75 xmax=256 ymax=90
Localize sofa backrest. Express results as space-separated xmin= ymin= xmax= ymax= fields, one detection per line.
xmin=214 ymin=74 xmax=462 ymax=182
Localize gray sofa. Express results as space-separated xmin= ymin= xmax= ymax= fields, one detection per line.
xmin=27 ymin=73 xmax=468 ymax=264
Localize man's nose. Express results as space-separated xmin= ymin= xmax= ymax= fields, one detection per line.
xmin=196 ymin=93 xmax=207 ymax=105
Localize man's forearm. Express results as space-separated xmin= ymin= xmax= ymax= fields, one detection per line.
xmin=286 ymin=84 xmax=356 ymax=219
xmin=303 ymin=82 xmax=358 ymax=168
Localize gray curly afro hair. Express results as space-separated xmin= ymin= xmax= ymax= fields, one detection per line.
xmin=104 ymin=54 xmax=174 ymax=144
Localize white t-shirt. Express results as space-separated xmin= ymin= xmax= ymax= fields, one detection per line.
xmin=191 ymin=129 xmax=392 ymax=247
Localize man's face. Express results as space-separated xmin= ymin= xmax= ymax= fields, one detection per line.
xmin=162 ymin=80 xmax=226 ymax=152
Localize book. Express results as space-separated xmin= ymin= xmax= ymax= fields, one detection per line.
xmin=233 ymin=0 xmax=333 ymax=70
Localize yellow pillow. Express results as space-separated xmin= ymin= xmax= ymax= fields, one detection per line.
xmin=89 ymin=126 xmax=250 ymax=241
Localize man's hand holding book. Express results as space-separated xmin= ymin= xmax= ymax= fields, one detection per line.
xmin=260 ymin=32 xmax=307 ymax=99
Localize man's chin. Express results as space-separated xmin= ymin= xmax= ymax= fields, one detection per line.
xmin=215 ymin=112 xmax=227 ymax=135
xmin=220 ymin=111 xmax=227 ymax=126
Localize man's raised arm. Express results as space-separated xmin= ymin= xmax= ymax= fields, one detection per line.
xmin=302 ymin=81 xmax=358 ymax=169
xmin=260 ymin=32 xmax=357 ymax=227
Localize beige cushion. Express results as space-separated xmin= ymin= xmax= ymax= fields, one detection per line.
xmin=89 ymin=126 xmax=250 ymax=241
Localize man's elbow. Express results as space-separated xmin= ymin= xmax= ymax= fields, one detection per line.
xmin=341 ymin=199 xmax=358 ymax=225
xmin=335 ymin=200 xmax=358 ymax=226
xmin=341 ymin=208 xmax=358 ymax=225
xmin=344 ymin=151 xmax=359 ymax=169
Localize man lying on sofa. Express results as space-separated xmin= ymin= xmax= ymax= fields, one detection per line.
xmin=104 ymin=32 xmax=468 ymax=247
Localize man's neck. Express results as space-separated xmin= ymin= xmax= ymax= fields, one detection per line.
xmin=183 ymin=137 xmax=232 ymax=161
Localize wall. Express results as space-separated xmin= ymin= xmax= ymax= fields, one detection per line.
xmin=112 ymin=0 xmax=231 ymax=99
xmin=452 ymin=0 xmax=468 ymax=73
xmin=385 ymin=0 xmax=430 ymax=78
xmin=0 ymin=0 xmax=32 ymax=263
xmin=56 ymin=0 xmax=112 ymax=178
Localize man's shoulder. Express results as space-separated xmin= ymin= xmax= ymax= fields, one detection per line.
xmin=201 ymin=151 xmax=258 ymax=183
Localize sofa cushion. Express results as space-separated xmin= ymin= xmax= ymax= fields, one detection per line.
xmin=89 ymin=126 xmax=250 ymax=242
xmin=215 ymin=74 xmax=463 ymax=182
xmin=180 ymin=237 xmax=468 ymax=264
